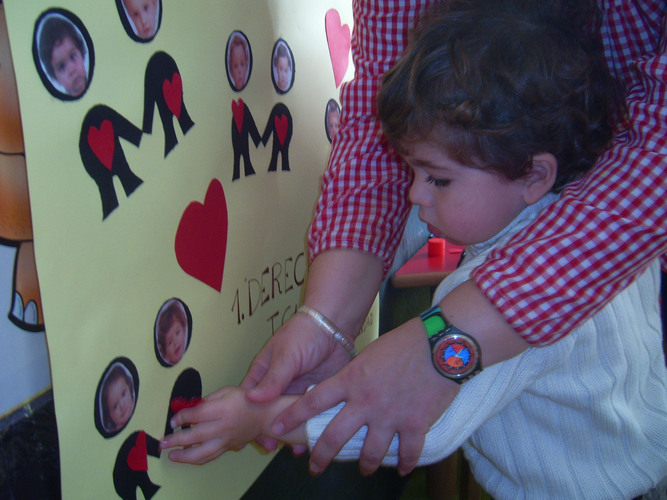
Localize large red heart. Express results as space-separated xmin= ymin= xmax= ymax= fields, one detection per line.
xmin=274 ymin=115 xmax=288 ymax=146
xmin=174 ymin=179 xmax=228 ymax=292
xmin=87 ymin=120 xmax=115 ymax=170
xmin=162 ymin=72 xmax=183 ymax=119
xmin=325 ymin=9 xmax=351 ymax=88
xmin=232 ymin=99 xmax=245 ymax=134
xmin=127 ymin=431 xmax=148 ymax=471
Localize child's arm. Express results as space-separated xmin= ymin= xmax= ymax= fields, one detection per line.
xmin=159 ymin=386 xmax=304 ymax=465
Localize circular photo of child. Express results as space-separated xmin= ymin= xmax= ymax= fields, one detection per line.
xmin=325 ymin=99 xmax=341 ymax=143
xmin=271 ymin=39 xmax=294 ymax=94
xmin=226 ymin=31 xmax=252 ymax=92
xmin=154 ymin=298 xmax=192 ymax=367
xmin=94 ymin=357 xmax=139 ymax=438
xmin=115 ymin=0 xmax=162 ymax=42
xmin=32 ymin=9 xmax=93 ymax=100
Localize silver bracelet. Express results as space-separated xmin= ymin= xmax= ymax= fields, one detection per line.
xmin=297 ymin=305 xmax=358 ymax=358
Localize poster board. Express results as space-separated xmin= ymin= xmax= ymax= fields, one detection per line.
xmin=4 ymin=1 xmax=374 ymax=497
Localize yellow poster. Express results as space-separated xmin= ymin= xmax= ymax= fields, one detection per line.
xmin=3 ymin=1 xmax=368 ymax=498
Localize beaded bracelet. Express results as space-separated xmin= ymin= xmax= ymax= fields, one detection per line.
xmin=297 ymin=305 xmax=358 ymax=358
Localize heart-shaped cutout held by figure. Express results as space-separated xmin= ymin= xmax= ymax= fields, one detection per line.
xmin=87 ymin=119 xmax=115 ymax=171
xmin=162 ymin=72 xmax=183 ymax=119
xmin=127 ymin=431 xmax=148 ymax=472
xmin=274 ymin=114 xmax=288 ymax=146
xmin=175 ymin=179 xmax=228 ymax=292
xmin=325 ymin=9 xmax=351 ymax=88
xmin=232 ymin=99 xmax=245 ymax=134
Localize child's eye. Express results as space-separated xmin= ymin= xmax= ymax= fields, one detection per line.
xmin=426 ymin=176 xmax=450 ymax=188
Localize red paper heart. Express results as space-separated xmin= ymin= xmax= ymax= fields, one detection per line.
xmin=325 ymin=9 xmax=351 ymax=88
xmin=162 ymin=72 xmax=183 ymax=119
xmin=232 ymin=99 xmax=245 ymax=134
xmin=170 ymin=396 xmax=204 ymax=414
xmin=274 ymin=115 xmax=288 ymax=146
xmin=87 ymin=120 xmax=115 ymax=170
xmin=175 ymin=179 xmax=228 ymax=292
xmin=127 ymin=431 xmax=148 ymax=471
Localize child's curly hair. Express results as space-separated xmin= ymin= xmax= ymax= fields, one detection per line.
xmin=378 ymin=0 xmax=623 ymax=191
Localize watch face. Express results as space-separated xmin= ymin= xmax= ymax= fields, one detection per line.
xmin=433 ymin=334 xmax=479 ymax=380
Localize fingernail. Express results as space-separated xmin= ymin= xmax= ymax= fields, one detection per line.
xmin=309 ymin=463 xmax=321 ymax=476
xmin=271 ymin=422 xmax=285 ymax=436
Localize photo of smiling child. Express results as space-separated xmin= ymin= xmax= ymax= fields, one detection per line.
xmin=118 ymin=0 xmax=160 ymax=41
xmin=96 ymin=360 xmax=137 ymax=436
xmin=35 ymin=12 xmax=90 ymax=98
xmin=227 ymin=31 xmax=251 ymax=91
xmin=155 ymin=299 xmax=190 ymax=367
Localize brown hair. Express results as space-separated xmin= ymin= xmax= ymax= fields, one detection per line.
xmin=378 ymin=0 xmax=622 ymax=191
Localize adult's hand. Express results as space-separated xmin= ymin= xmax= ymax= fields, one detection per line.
xmin=272 ymin=317 xmax=459 ymax=477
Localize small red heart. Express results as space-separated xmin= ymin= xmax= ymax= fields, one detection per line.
xmin=127 ymin=431 xmax=148 ymax=471
xmin=87 ymin=120 xmax=115 ymax=170
xmin=170 ymin=396 xmax=204 ymax=414
xmin=162 ymin=72 xmax=183 ymax=119
xmin=175 ymin=179 xmax=228 ymax=292
xmin=274 ymin=115 xmax=288 ymax=146
xmin=232 ymin=99 xmax=245 ymax=134
xmin=325 ymin=9 xmax=351 ymax=88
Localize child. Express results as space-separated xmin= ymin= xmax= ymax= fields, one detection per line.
xmin=228 ymin=33 xmax=249 ymax=91
xmin=156 ymin=299 xmax=188 ymax=366
xmin=101 ymin=363 xmax=135 ymax=433
xmin=122 ymin=0 xmax=159 ymax=40
xmin=38 ymin=16 xmax=87 ymax=97
xmin=272 ymin=42 xmax=292 ymax=92
xmin=160 ymin=1 xmax=667 ymax=497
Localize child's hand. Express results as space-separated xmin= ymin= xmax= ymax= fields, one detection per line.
xmin=160 ymin=386 xmax=263 ymax=465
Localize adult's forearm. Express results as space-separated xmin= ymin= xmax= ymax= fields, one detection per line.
xmin=302 ymin=248 xmax=384 ymax=342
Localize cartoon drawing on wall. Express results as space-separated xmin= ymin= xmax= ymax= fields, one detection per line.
xmin=163 ymin=367 xmax=202 ymax=436
xmin=263 ymin=102 xmax=293 ymax=172
xmin=154 ymin=298 xmax=191 ymax=367
xmin=143 ymin=51 xmax=195 ymax=157
xmin=95 ymin=358 xmax=139 ymax=438
xmin=226 ymin=31 xmax=251 ymax=92
xmin=231 ymin=98 xmax=260 ymax=180
xmin=174 ymin=179 xmax=228 ymax=292
xmin=113 ymin=430 xmax=162 ymax=500
xmin=116 ymin=0 xmax=162 ymax=42
xmin=32 ymin=9 xmax=93 ymax=100
xmin=0 ymin=6 xmax=43 ymax=332
xmin=79 ymin=105 xmax=144 ymax=219
xmin=271 ymin=39 xmax=294 ymax=94
xmin=324 ymin=98 xmax=340 ymax=143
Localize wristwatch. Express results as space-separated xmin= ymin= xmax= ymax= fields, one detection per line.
xmin=419 ymin=305 xmax=482 ymax=383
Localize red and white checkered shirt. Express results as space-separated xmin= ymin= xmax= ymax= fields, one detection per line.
xmin=308 ymin=0 xmax=667 ymax=345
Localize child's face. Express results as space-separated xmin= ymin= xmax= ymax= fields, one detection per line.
xmin=123 ymin=0 xmax=158 ymax=39
xmin=50 ymin=35 xmax=86 ymax=97
xmin=107 ymin=377 xmax=134 ymax=429
xmin=404 ymin=139 xmax=528 ymax=246
xmin=230 ymin=44 xmax=248 ymax=89
xmin=327 ymin=110 xmax=340 ymax=138
xmin=164 ymin=320 xmax=186 ymax=364
xmin=275 ymin=56 xmax=290 ymax=91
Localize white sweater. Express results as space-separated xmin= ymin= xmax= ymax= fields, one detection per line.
xmin=306 ymin=194 xmax=667 ymax=499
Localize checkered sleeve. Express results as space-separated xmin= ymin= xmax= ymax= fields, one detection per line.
xmin=473 ymin=1 xmax=667 ymax=345
xmin=307 ymin=0 xmax=436 ymax=274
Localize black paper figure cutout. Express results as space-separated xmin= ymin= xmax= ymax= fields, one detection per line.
xmin=79 ymin=105 xmax=143 ymax=219
xmin=262 ymin=103 xmax=292 ymax=172
xmin=113 ymin=431 xmax=161 ymax=500
xmin=164 ymin=367 xmax=202 ymax=437
xmin=143 ymin=51 xmax=194 ymax=157
xmin=231 ymin=99 xmax=260 ymax=181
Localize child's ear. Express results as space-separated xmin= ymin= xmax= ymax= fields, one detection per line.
xmin=522 ymin=152 xmax=557 ymax=205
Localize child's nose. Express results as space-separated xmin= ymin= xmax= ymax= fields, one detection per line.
xmin=408 ymin=178 xmax=429 ymax=207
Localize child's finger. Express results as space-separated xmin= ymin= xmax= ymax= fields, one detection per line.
xmin=167 ymin=438 xmax=227 ymax=465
